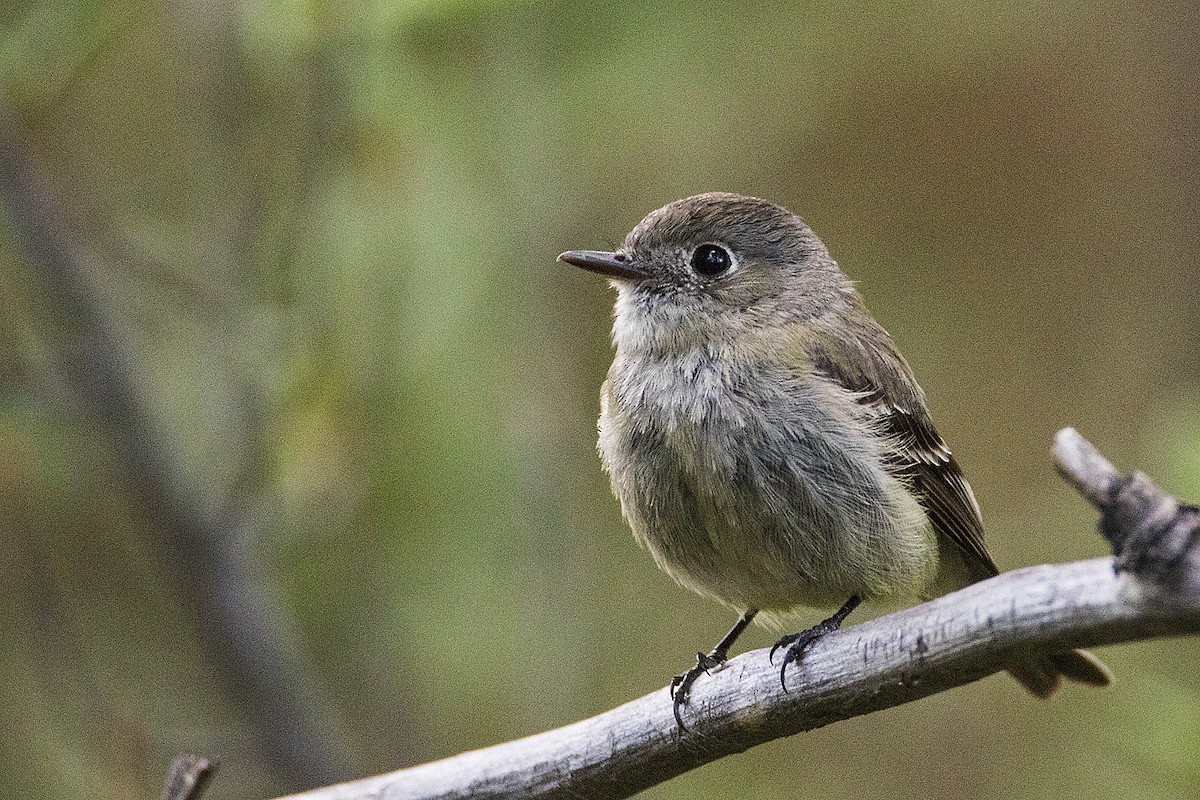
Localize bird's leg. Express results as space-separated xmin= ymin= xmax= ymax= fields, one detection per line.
xmin=669 ymin=609 xmax=757 ymax=730
xmin=769 ymin=595 xmax=861 ymax=691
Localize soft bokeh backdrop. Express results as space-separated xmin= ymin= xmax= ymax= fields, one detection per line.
xmin=1 ymin=2 xmax=1197 ymax=799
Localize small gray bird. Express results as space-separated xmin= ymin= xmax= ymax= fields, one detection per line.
xmin=559 ymin=192 xmax=1110 ymax=728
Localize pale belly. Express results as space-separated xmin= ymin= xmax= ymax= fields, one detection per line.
xmin=598 ymin=366 xmax=939 ymax=616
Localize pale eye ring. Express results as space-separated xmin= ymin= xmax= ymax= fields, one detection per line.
xmin=691 ymin=243 xmax=734 ymax=277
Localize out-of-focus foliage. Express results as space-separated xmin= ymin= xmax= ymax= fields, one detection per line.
xmin=0 ymin=2 xmax=1197 ymax=799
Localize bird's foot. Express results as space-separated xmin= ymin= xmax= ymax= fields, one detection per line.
xmin=769 ymin=595 xmax=861 ymax=691
xmin=768 ymin=622 xmax=837 ymax=691
xmin=668 ymin=651 xmax=726 ymax=730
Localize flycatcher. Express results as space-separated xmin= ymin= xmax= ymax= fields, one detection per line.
xmin=559 ymin=192 xmax=1109 ymax=728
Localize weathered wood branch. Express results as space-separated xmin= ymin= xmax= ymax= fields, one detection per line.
xmin=142 ymin=426 xmax=1200 ymax=798
xmin=231 ymin=427 xmax=1198 ymax=800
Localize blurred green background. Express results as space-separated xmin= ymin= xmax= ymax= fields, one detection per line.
xmin=1 ymin=1 xmax=1197 ymax=798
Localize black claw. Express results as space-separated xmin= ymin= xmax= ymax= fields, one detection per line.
xmin=673 ymin=695 xmax=688 ymax=731
xmin=669 ymin=652 xmax=727 ymax=731
xmin=669 ymin=665 xmax=701 ymax=730
xmin=771 ymin=596 xmax=862 ymax=692
xmin=669 ymin=610 xmax=759 ymax=732
xmin=773 ymin=630 xmax=819 ymax=690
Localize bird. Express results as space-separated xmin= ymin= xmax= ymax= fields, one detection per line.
xmin=558 ymin=192 xmax=1110 ymax=728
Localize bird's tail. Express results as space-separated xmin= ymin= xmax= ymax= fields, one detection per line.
xmin=1007 ymin=649 xmax=1112 ymax=697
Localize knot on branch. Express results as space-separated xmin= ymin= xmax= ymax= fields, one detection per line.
xmin=1054 ymin=428 xmax=1200 ymax=597
xmin=1101 ymin=473 xmax=1200 ymax=585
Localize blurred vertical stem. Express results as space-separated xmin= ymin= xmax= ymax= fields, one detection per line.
xmin=0 ymin=100 xmax=345 ymax=795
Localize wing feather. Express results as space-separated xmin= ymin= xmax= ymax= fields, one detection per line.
xmin=805 ymin=318 xmax=999 ymax=580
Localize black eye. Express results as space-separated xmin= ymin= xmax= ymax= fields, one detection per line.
xmin=691 ymin=243 xmax=732 ymax=277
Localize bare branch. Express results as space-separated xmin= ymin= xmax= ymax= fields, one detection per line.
xmin=1055 ymin=427 xmax=1200 ymax=587
xmin=265 ymin=429 xmax=1200 ymax=800
xmin=160 ymin=754 xmax=219 ymax=800
xmin=1053 ymin=426 xmax=1122 ymax=506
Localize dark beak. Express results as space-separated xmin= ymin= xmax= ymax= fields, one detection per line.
xmin=557 ymin=250 xmax=646 ymax=281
